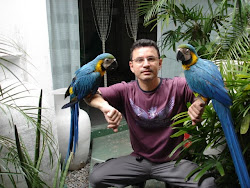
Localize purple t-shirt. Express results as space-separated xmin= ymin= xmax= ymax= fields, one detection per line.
xmin=99 ymin=77 xmax=194 ymax=163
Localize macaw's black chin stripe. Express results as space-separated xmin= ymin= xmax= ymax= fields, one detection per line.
xmin=182 ymin=58 xmax=192 ymax=65
xmin=101 ymin=64 xmax=106 ymax=71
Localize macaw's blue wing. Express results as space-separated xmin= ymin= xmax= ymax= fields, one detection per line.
xmin=61 ymin=72 xmax=101 ymax=109
xmin=184 ymin=59 xmax=232 ymax=106
xmin=185 ymin=59 xmax=249 ymax=188
xmin=74 ymin=71 xmax=102 ymax=101
xmin=75 ymin=62 xmax=95 ymax=76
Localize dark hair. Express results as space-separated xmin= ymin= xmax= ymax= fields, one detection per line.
xmin=130 ymin=39 xmax=160 ymax=60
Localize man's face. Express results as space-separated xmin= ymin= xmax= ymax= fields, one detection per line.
xmin=129 ymin=46 xmax=162 ymax=82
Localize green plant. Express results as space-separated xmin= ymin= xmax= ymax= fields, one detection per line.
xmin=139 ymin=0 xmax=249 ymax=187
xmin=0 ymin=36 xmax=71 ymax=188
xmin=139 ymin=0 xmax=249 ymax=60
xmin=0 ymin=86 xmax=52 ymax=187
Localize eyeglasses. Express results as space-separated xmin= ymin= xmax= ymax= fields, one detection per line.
xmin=131 ymin=56 xmax=159 ymax=64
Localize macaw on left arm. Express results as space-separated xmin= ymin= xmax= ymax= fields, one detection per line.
xmin=176 ymin=44 xmax=249 ymax=188
xmin=61 ymin=53 xmax=117 ymax=166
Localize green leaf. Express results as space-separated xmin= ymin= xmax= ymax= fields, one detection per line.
xmin=59 ymin=152 xmax=73 ymax=188
xmin=243 ymin=84 xmax=250 ymax=91
xmin=185 ymin=166 xmax=202 ymax=181
xmin=169 ymin=139 xmax=189 ymax=158
xmin=162 ymin=14 xmax=169 ymax=29
xmin=240 ymin=114 xmax=250 ymax=134
xmin=236 ymin=74 xmax=250 ymax=79
xmin=53 ymin=154 xmax=61 ymax=188
xmin=171 ymin=130 xmax=186 ymax=138
xmin=216 ymin=161 xmax=225 ymax=176
xmin=171 ymin=111 xmax=188 ymax=121
xmin=171 ymin=117 xmax=190 ymax=126
xmin=194 ymin=163 xmax=214 ymax=182
xmin=14 ymin=125 xmax=32 ymax=188
xmin=34 ymin=89 xmax=42 ymax=167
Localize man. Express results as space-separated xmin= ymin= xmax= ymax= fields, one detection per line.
xmin=87 ymin=39 xmax=216 ymax=187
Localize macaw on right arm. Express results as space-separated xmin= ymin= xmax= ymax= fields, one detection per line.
xmin=176 ymin=44 xmax=249 ymax=188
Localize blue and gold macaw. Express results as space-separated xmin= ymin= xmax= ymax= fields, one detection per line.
xmin=176 ymin=44 xmax=249 ymax=188
xmin=62 ymin=53 xmax=117 ymax=165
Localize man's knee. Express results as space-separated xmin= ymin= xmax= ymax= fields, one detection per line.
xmin=198 ymin=175 xmax=216 ymax=188
xmin=89 ymin=168 xmax=104 ymax=187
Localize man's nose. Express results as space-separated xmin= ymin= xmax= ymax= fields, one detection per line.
xmin=142 ymin=58 xmax=150 ymax=66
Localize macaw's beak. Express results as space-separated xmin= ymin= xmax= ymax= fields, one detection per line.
xmin=176 ymin=49 xmax=185 ymax=62
xmin=106 ymin=59 xmax=118 ymax=71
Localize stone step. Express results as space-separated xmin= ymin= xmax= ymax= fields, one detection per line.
xmin=91 ymin=130 xmax=132 ymax=165
xmin=91 ymin=119 xmax=128 ymax=140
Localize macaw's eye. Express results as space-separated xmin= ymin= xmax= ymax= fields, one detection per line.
xmin=184 ymin=49 xmax=190 ymax=54
xmin=104 ymin=58 xmax=110 ymax=63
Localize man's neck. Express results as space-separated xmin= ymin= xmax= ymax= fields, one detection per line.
xmin=138 ymin=77 xmax=161 ymax=92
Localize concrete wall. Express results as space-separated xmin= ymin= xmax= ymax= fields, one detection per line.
xmin=0 ymin=1 xmax=59 ymax=187
xmin=0 ymin=0 xmax=54 ymax=103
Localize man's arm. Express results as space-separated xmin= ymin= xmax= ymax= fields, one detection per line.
xmin=188 ymin=97 xmax=206 ymax=125
xmin=85 ymin=91 xmax=122 ymax=132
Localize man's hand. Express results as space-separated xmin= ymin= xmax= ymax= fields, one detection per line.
xmin=85 ymin=92 xmax=122 ymax=132
xmin=188 ymin=97 xmax=206 ymax=125
xmin=101 ymin=104 xmax=122 ymax=133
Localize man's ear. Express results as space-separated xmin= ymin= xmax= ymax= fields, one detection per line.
xmin=159 ymin=58 xmax=163 ymax=70
xmin=129 ymin=61 xmax=134 ymax=73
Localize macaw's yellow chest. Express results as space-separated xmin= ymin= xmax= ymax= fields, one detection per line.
xmin=182 ymin=52 xmax=198 ymax=70
xmin=95 ymin=60 xmax=105 ymax=76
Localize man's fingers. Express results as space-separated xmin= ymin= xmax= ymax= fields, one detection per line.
xmin=188 ymin=103 xmax=204 ymax=125
xmin=106 ymin=113 xmax=122 ymax=124
xmin=107 ymin=110 xmax=122 ymax=121
xmin=191 ymin=118 xmax=203 ymax=125
xmin=189 ymin=112 xmax=201 ymax=125
xmin=103 ymin=107 xmax=122 ymax=132
xmin=107 ymin=124 xmax=119 ymax=132
xmin=188 ymin=107 xmax=201 ymax=120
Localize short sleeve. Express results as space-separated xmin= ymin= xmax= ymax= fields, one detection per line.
xmin=176 ymin=77 xmax=195 ymax=104
xmin=99 ymin=82 xmax=128 ymax=112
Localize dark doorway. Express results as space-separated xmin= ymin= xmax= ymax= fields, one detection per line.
xmin=78 ymin=0 xmax=157 ymax=126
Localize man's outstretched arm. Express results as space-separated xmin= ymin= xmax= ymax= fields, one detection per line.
xmin=85 ymin=91 xmax=122 ymax=132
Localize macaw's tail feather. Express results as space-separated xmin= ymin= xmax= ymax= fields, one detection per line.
xmin=73 ymin=103 xmax=79 ymax=153
xmin=212 ymin=100 xmax=250 ymax=188
xmin=63 ymin=103 xmax=79 ymax=170
xmin=65 ymin=86 xmax=70 ymax=99
xmin=61 ymin=100 xmax=78 ymax=109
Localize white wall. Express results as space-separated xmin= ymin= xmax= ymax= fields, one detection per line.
xmin=0 ymin=0 xmax=54 ymax=104
xmin=0 ymin=1 xmax=59 ymax=187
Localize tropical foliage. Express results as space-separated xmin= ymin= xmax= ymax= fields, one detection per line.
xmin=139 ymin=0 xmax=249 ymax=187
xmin=0 ymin=37 xmax=71 ymax=187
xmin=139 ymin=0 xmax=249 ymax=60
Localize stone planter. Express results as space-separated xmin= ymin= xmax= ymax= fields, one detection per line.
xmin=53 ymin=88 xmax=91 ymax=170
